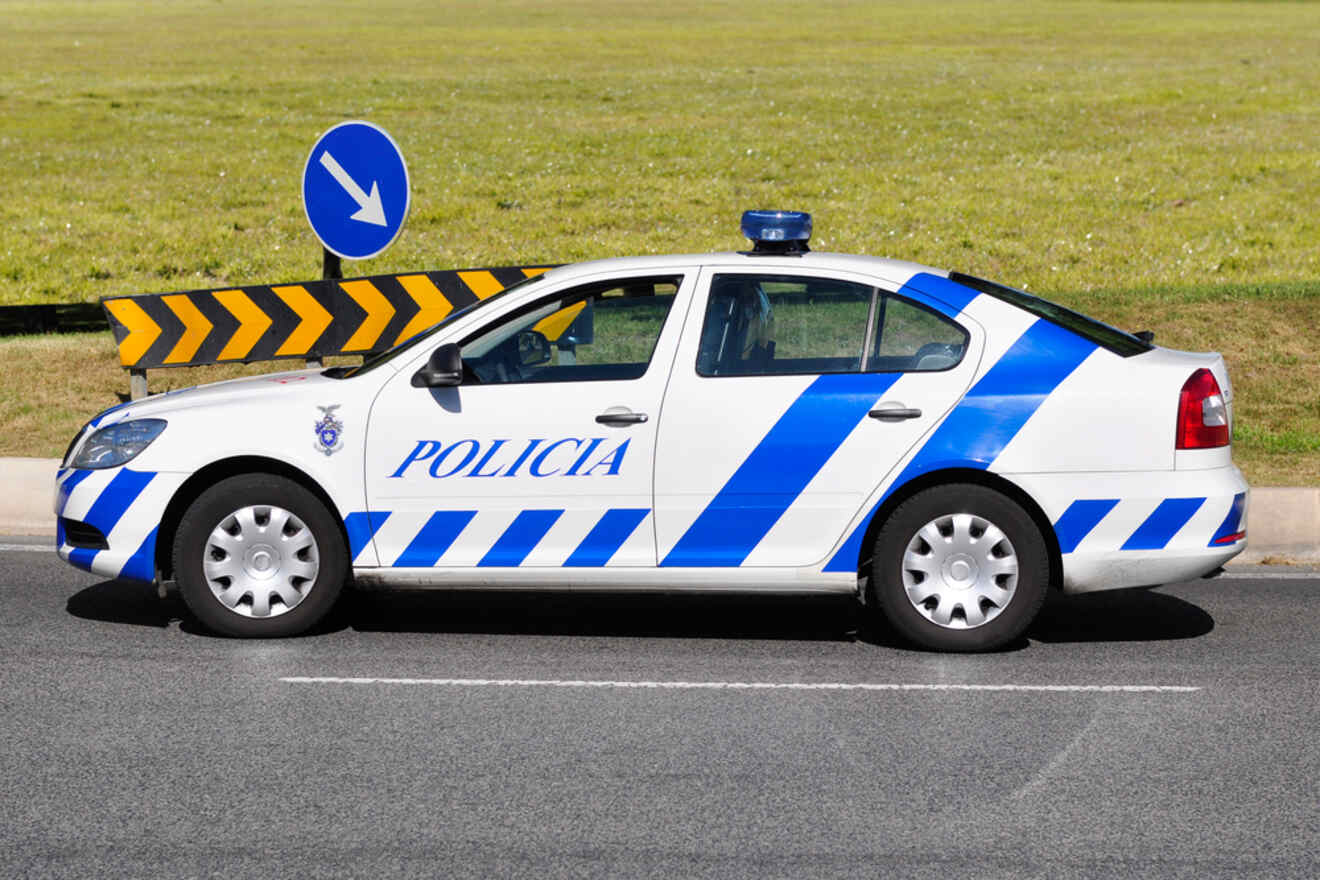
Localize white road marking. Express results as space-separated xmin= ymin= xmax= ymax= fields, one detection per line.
xmin=280 ymin=677 xmax=1200 ymax=693
xmin=0 ymin=543 xmax=54 ymax=552
xmin=1221 ymin=571 xmax=1318 ymax=580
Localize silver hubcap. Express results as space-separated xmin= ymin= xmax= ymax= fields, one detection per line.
xmin=901 ymin=513 xmax=1018 ymax=630
xmin=203 ymin=505 xmax=319 ymax=619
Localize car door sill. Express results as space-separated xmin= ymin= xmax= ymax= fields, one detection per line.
xmin=353 ymin=566 xmax=857 ymax=593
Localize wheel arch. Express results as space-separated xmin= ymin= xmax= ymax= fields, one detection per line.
xmin=154 ymin=456 xmax=350 ymax=581
xmin=851 ymin=468 xmax=1063 ymax=592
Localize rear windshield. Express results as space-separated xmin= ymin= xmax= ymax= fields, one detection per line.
xmin=949 ymin=272 xmax=1152 ymax=357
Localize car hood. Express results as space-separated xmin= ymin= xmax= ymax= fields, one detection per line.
xmin=89 ymin=368 xmax=350 ymax=426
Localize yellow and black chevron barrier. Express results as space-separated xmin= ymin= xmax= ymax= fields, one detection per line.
xmin=101 ymin=265 xmax=557 ymax=370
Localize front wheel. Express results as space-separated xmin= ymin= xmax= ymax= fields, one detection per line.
xmin=869 ymin=484 xmax=1049 ymax=652
xmin=173 ymin=474 xmax=347 ymax=637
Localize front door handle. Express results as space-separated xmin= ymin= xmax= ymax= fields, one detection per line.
xmin=596 ymin=411 xmax=649 ymax=426
xmin=868 ymin=406 xmax=922 ymax=421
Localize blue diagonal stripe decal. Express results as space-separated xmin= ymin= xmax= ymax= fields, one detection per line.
xmin=479 ymin=509 xmax=564 ymax=567
xmin=66 ymin=469 xmax=156 ymax=573
xmin=1054 ymin=499 xmax=1120 ymax=554
xmin=901 ymin=272 xmax=981 ymax=317
xmin=564 ymin=508 xmax=649 ymax=567
xmin=344 ymin=511 xmax=389 ymax=561
xmin=1122 ymin=498 xmax=1206 ymax=550
xmin=662 ymin=372 xmax=901 ymax=567
xmin=824 ymin=319 xmax=1098 ymax=572
xmin=56 ymin=468 xmax=95 ymax=515
xmin=119 ymin=526 xmax=159 ymax=583
xmin=68 ymin=547 xmax=99 ymax=572
xmin=88 ymin=400 xmax=133 ymax=429
xmin=395 ymin=510 xmax=477 ymax=567
xmin=82 ymin=469 xmax=155 ymax=542
xmin=1208 ymin=492 xmax=1247 ymax=546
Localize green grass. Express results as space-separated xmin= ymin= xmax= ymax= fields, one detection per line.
xmin=2 ymin=0 xmax=1318 ymax=302
xmin=1 ymin=1 xmax=1318 ymax=483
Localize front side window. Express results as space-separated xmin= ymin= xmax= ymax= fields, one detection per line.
xmin=459 ymin=276 xmax=680 ymax=385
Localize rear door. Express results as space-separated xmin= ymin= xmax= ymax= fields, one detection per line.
xmin=652 ymin=266 xmax=983 ymax=569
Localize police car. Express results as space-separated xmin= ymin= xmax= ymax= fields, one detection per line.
xmin=55 ymin=211 xmax=1248 ymax=651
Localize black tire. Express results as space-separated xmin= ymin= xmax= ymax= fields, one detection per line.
xmin=173 ymin=474 xmax=347 ymax=638
xmin=868 ymin=483 xmax=1049 ymax=652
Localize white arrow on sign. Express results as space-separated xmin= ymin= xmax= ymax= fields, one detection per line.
xmin=317 ymin=150 xmax=387 ymax=227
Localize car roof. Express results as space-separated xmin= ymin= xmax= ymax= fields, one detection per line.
xmin=536 ymin=251 xmax=949 ymax=288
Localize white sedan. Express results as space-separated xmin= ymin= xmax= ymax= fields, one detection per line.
xmin=55 ymin=211 xmax=1247 ymax=651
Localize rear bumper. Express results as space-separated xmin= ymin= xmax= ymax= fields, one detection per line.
xmin=1007 ymin=465 xmax=1249 ymax=593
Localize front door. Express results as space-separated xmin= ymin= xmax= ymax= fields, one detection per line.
xmin=364 ymin=271 xmax=692 ymax=569
xmin=653 ymin=267 xmax=983 ymax=569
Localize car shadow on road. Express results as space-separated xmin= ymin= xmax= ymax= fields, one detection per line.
xmin=340 ymin=585 xmax=1214 ymax=648
xmin=63 ymin=580 xmax=884 ymax=642
xmin=343 ymin=590 xmax=883 ymax=643
xmin=66 ymin=578 xmax=185 ymax=629
xmin=1029 ymin=588 xmax=1215 ymax=643
xmin=65 ymin=581 xmax=1214 ymax=647
xmin=65 ymin=579 xmax=343 ymax=638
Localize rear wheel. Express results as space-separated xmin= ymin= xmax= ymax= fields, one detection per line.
xmin=869 ymin=484 xmax=1049 ymax=652
xmin=173 ymin=474 xmax=347 ymax=637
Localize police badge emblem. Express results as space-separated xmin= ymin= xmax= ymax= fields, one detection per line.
xmin=313 ymin=405 xmax=344 ymax=456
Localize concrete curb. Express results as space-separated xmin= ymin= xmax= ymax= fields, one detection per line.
xmin=6 ymin=456 xmax=1318 ymax=562
xmin=1 ymin=457 xmax=56 ymax=538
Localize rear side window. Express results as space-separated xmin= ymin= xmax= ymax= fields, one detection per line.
xmin=696 ymin=274 xmax=872 ymax=377
xmin=949 ymin=272 xmax=1152 ymax=357
xmin=868 ymin=297 xmax=968 ymax=373
xmin=696 ymin=274 xmax=968 ymax=377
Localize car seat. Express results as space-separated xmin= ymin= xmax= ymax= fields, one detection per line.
xmin=696 ymin=279 xmax=775 ymax=376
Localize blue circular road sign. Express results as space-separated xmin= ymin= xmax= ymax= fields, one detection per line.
xmin=302 ymin=121 xmax=410 ymax=260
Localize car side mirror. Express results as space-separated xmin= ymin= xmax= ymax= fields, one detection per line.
xmin=411 ymin=343 xmax=464 ymax=387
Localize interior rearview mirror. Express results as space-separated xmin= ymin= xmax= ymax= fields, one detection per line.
xmin=516 ymin=330 xmax=552 ymax=368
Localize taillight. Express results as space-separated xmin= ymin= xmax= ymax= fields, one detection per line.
xmin=1176 ymin=368 xmax=1229 ymax=449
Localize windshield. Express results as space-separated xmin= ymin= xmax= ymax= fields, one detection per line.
xmin=332 ymin=273 xmax=546 ymax=378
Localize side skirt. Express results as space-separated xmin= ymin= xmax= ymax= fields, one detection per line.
xmin=352 ymin=566 xmax=859 ymax=594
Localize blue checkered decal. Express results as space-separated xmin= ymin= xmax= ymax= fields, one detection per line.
xmin=1054 ymin=496 xmax=1237 ymax=554
xmin=350 ymin=507 xmax=651 ymax=568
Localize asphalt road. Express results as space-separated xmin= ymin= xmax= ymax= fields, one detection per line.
xmin=2 ymin=537 xmax=1317 ymax=879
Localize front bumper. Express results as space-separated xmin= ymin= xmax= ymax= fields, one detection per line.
xmin=54 ymin=467 xmax=186 ymax=583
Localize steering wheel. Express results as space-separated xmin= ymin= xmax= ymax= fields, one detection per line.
xmin=468 ymin=335 xmax=525 ymax=384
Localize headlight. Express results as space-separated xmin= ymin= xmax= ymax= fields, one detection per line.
xmin=70 ymin=419 xmax=168 ymax=469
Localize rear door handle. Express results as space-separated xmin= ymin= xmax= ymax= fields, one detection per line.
xmin=868 ymin=406 xmax=922 ymax=421
xmin=596 ymin=411 xmax=649 ymax=426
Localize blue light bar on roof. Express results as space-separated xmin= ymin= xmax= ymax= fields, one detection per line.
xmin=741 ymin=210 xmax=812 ymax=253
